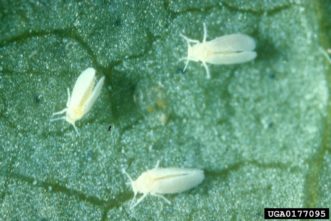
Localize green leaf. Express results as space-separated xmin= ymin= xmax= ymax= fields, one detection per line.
xmin=0 ymin=0 xmax=330 ymax=220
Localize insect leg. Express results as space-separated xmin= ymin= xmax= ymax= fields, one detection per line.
xmin=154 ymin=160 xmax=160 ymax=169
xmin=179 ymin=57 xmax=190 ymax=73
xmin=131 ymin=193 xmax=148 ymax=209
xmin=152 ymin=193 xmax=171 ymax=204
xmin=202 ymin=61 xmax=210 ymax=79
xmin=51 ymin=108 xmax=67 ymax=116
xmin=178 ymin=57 xmax=188 ymax=62
xmin=183 ymin=59 xmax=190 ymax=73
xmin=72 ymin=123 xmax=80 ymax=135
xmin=320 ymin=47 xmax=331 ymax=63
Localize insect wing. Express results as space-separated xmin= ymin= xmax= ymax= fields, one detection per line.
xmin=83 ymin=76 xmax=105 ymax=115
xmin=207 ymin=33 xmax=256 ymax=52
xmin=206 ymin=51 xmax=257 ymax=65
xmin=69 ymin=67 xmax=96 ymax=108
xmin=150 ymin=168 xmax=204 ymax=194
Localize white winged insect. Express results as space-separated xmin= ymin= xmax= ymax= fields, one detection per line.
xmin=51 ymin=67 xmax=105 ymax=134
xmin=181 ymin=23 xmax=257 ymax=79
xmin=123 ymin=161 xmax=205 ymax=209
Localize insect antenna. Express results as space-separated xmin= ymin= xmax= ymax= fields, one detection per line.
xmin=202 ymin=23 xmax=208 ymax=42
xmin=123 ymin=169 xmax=134 ymax=184
xmin=50 ymin=116 xmax=66 ymax=122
